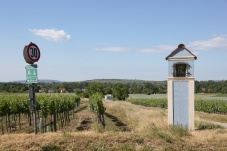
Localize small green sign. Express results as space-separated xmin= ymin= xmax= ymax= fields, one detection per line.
xmin=26 ymin=64 xmax=38 ymax=84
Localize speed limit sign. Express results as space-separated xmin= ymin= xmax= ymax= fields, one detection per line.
xmin=23 ymin=42 xmax=40 ymax=64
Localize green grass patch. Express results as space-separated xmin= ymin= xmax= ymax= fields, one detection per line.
xmin=196 ymin=121 xmax=224 ymax=130
xmin=148 ymin=124 xmax=173 ymax=143
xmin=169 ymin=125 xmax=190 ymax=137
xmin=129 ymin=94 xmax=167 ymax=99
xmin=127 ymin=98 xmax=167 ymax=108
xmin=41 ymin=145 xmax=62 ymax=151
xmin=215 ymin=93 xmax=227 ymax=97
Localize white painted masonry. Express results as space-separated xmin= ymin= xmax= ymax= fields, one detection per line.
xmin=167 ymin=77 xmax=195 ymax=130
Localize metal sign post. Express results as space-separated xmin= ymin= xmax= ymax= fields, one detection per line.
xmin=23 ymin=42 xmax=41 ymax=135
xmin=29 ymin=84 xmax=37 ymax=134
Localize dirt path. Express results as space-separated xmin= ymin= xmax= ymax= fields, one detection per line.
xmin=210 ymin=121 xmax=227 ymax=128
xmin=201 ymin=120 xmax=227 ymax=128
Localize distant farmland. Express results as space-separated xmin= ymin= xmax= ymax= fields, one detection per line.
xmin=129 ymin=93 xmax=227 ymax=101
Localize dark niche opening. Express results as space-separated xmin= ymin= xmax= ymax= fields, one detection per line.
xmin=175 ymin=64 xmax=186 ymax=77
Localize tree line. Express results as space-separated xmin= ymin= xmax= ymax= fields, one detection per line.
xmin=195 ymin=80 xmax=227 ymax=93
xmin=1 ymin=80 xmax=227 ymax=96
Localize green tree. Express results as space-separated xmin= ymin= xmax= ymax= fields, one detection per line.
xmin=113 ymin=84 xmax=129 ymax=100
xmin=81 ymin=91 xmax=89 ymax=98
xmin=87 ymin=82 xmax=104 ymax=94
xmin=103 ymin=87 xmax=112 ymax=95
xmin=152 ymin=86 xmax=159 ymax=94
xmin=74 ymin=88 xmax=82 ymax=95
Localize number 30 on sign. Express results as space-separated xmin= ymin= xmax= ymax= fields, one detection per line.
xmin=23 ymin=42 xmax=41 ymax=64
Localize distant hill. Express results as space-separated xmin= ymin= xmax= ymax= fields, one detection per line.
xmin=12 ymin=79 xmax=62 ymax=83
xmin=11 ymin=79 xmax=166 ymax=84
xmin=39 ymin=79 xmax=62 ymax=83
xmin=84 ymin=79 xmax=165 ymax=84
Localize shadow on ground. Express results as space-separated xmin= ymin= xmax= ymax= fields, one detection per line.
xmin=104 ymin=112 xmax=130 ymax=131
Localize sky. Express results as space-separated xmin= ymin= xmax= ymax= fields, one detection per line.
xmin=0 ymin=0 xmax=227 ymax=82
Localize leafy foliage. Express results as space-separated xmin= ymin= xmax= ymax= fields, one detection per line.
xmin=0 ymin=94 xmax=80 ymax=134
xmin=195 ymin=80 xmax=227 ymax=93
xmin=87 ymin=83 xmax=104 ymax=95
xmin=113 ymin=84 xmax=129 ymax=100
xmin=0 ymin=79 xmax=167 ymax=95
xmin=127 ymin=98 xmax=227 ymax=114
xmin=195 ymin=99 xmax=227 ymax=114
xmin=89 ymin=93 xmax=106 ymax=126
xmin=127 ymin=98 xmax=167 ymax=108
xmin=3 ymin=80 xmax=227 ymax=95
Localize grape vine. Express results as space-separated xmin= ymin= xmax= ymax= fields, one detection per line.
xmin=0 ymin=94 xmax=80 ymax=134
xmin=89 ymin=93 xmax=106 ymax=126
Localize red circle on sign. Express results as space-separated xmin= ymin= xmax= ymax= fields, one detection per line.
xmin=26 ymin=43 xmax=40 ymax=62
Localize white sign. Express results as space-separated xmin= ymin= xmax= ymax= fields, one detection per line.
xmin=23 ymin=42 xmax=40 ymax=64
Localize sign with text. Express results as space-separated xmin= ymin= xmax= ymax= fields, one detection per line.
xmin=26 ymin=64 xmax=38 ymax=84
xmin=23 ymin=42 xmax=41 ymax=64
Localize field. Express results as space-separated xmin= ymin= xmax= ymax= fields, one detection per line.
xmin=129 ymin=93 xmax=227 ymax=100
xmin=0 ymin=93 xmax=227 ymax=150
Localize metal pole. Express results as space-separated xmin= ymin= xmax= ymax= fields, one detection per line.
xmin=29 ymin=84 xmax=37 ymax=134
xmin=33 ymin=98 xmax=37 ymax=134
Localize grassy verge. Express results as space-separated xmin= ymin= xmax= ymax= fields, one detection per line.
xmin=195 ymin=121 xmax=224 ymax=130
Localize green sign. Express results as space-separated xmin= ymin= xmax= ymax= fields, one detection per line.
xmin=26 ymin=64 xmax=38 ymax=84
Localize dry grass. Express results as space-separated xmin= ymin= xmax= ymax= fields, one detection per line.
xmin=0 ymin=100 xmax=227 ymax=150
xmin=104 ymin=100 xmax=168 ymax=132
xmin=0 ymin=131 xmax=168 ymax=151
xmin=196 ymin=111 xmax=227 ymax=123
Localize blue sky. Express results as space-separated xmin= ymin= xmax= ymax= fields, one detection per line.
xmin=0 ymin=0 xmax=227 ymax=82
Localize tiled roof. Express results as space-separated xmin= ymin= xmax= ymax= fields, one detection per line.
xmin=165 ymin=44 xmax=197 ymax=60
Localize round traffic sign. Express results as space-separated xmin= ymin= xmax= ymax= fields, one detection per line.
xmin=23 ymin=42 xmax=41 ymax=64
xmin=27 ymin=43 xmax=40 ymax=62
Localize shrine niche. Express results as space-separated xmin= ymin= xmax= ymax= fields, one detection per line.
xmin=173 ymin=63 xmax=189 ymax=77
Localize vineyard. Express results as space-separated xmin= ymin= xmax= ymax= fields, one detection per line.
xmin=0 ymin=94 xmax=80 ymax=134
xmin=127 ymin=98 xmax=227 ymax=114
xmin=1 ymin=94 xmax=227 ymax=134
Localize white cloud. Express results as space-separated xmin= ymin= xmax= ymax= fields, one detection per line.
xmin=30 ymin=29 xmax=71 ymax=41
xmin=95 ymin=47 xmax=129 ymax=52
xmin=140 ymin=45 xmax=176 ymax=54
xmin=138 ymin=35 xmax=227 ymax=53
xmin=95 ymin=45 xmax=176 ymax=54
xmin=188 ymin=34 xmax=227 ymax=50
xmin=95 ymin=34 xmax=227 ymax=54
xmin=140 ymin=48 xmax=160 ymax=53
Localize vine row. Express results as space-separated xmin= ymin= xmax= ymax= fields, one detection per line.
xmin=127 ymin=98 xmax=227 ymax=114
xmin=0 ymin=94 xmax=80 ymax=134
